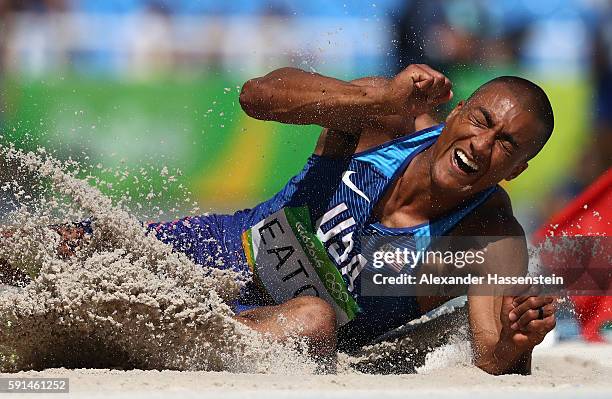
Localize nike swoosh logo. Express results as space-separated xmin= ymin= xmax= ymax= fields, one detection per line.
xmin=342 ymin=171 xmax=370 ymax=203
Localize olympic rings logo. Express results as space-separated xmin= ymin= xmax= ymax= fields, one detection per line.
xmin=324 ymin=272 xmax=349 ymax=303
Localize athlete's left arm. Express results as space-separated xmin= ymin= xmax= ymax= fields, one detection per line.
xmin=463 ymin=199 xmax=556 ymax=375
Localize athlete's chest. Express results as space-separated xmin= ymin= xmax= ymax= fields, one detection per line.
xmin=369 ymin=174 xmax=430 ymax=230
xmin=369 ymin=147 xmax=442 ymax=229
xmin=312 ymin=159 xmax=390 ymax=247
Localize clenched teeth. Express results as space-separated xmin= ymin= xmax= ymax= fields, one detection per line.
xmin=455 ymin=149 xmax=479 ymax=173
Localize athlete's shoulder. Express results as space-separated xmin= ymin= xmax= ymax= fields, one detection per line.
xmin=314 ymin=120 xmax=441 ymax=158
xmin=453 ymin=187 xmax=525 ymax=237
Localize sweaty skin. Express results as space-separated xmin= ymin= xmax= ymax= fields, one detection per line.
xmin=374 ymin=83 xmax=539 ymax=230
xmin=239 ymin=64 xmax=556 ymax=375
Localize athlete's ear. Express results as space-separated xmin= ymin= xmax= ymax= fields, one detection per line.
xmin=505 ymin=162 xmax=528 ymax=181
xmin=445 ymin=100 xmax=464 ymax=123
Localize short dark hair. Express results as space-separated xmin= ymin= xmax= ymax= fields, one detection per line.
xmin=468 ymin=76 xmax=554 ymax=160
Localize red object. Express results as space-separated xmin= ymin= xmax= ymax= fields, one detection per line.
xmin=533 ymin=168 xmax=612 ymax=342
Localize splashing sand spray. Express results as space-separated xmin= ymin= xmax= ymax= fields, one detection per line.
xmin=0 ymin=143 xmax=317 ymax=373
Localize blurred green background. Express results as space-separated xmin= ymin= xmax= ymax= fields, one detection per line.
xmin=0 ymin=0 xmax=609 ymax=233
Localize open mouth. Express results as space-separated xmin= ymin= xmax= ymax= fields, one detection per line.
xmin=453 ymin=148 xmax=479 ymax=174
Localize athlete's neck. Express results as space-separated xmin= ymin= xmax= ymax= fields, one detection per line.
xmin=396 ymin=146 xmax=472 ymax=222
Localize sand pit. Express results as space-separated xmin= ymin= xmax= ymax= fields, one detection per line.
xmin=1 ymin=143 xmax=610 ymax=399
xmin=1 ymin=342 xmax=611 ymax=398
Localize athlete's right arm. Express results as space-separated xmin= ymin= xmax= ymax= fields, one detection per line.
xmin=239 ymin=64 xmax=452 ymax=133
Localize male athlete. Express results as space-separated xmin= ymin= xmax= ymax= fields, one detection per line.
xmin=145 ymin=64 xmax=556 ymax=374
xmin=2 ymin=64 xmax=556 ymax=375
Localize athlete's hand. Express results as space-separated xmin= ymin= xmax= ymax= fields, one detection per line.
xmin=384 ymin=64 xmax=453 ymax=116
xmin=51 ymin=225 xmax=87 ymax=258
xmin=500 ymin=295 xmax=557 ymax=351
xmin=1 ymin=225 xmax=85 ymax=258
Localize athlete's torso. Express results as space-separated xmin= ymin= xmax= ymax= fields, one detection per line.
xmin=236 ymin=124 xmax=496 ymax=345
xmin=151 ymin=124 xmax=498 ymax=347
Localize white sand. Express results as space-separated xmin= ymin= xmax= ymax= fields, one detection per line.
xmin=0 ymin=144 xmax=315 ymax=374
xmin=2 ymin=342 xmax=611 ymax=398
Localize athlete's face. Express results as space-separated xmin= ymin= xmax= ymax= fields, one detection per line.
xmin=430 ymin=84 xmax=544 ymax=195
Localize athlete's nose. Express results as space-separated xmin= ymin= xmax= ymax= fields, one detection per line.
xmin=470 ymin=128 xmax=496 ymax=161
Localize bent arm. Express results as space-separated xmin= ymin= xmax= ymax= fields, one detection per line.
xmin=468 ymin=235 xmax=532 ymax=375
xmin=468 ymin=232 xmax=556 ymax=375
xmin=415 ymin=112 xmax=439 ymax=131
xmin=239 ymin=64 xmax=452 ymax=133
xmin=239 ymin=67 xmax=394 ymax=132
xmin=469 ymin=295 xmax=533 ymax=375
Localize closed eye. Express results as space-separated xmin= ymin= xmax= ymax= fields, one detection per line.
xmin=478 ymin=106 xmax=494 ymax=127
xmin=470 ymin=113 xmax=487 ymax=128
xmin=498 ymin=140 xmax=513 ymax=155
xmin=496 ymin=134 xmax=519 ymax=157
xmin=498 ymin=132 xmax=519 ymax=150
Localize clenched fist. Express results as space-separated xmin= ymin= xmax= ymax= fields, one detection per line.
xmin=383 ymin=64 xmax=453 ymax=116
